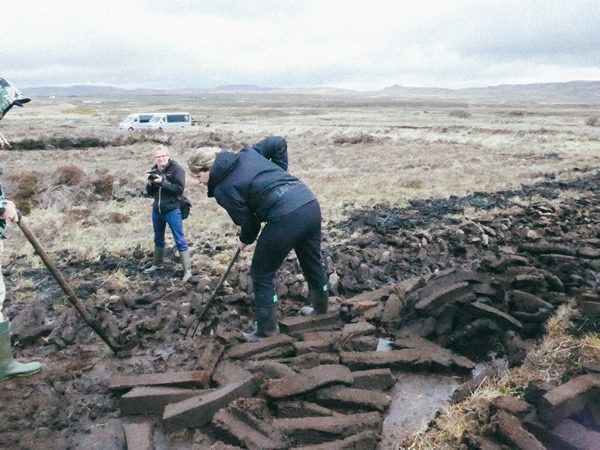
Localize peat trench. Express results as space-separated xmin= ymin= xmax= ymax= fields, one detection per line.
xmin=1 ymin=170 xmax=599 ymax=449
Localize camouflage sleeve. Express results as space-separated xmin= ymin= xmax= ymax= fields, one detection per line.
xmin=0 ymin=78 xmax=13 ymax=120
xmin=0 ymin=190 xmax=7 ymax=240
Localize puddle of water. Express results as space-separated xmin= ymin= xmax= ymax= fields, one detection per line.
xmin=379 ymin=373 xmax=460 ymax=450
xmin=377 ymin=338 xmax=394 ymax=351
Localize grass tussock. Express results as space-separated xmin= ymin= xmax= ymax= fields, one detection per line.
xmin=449 ymin=109 xmax=472 ymax=119
xmin=582 ymin=333 xmax=600 ymax=350
xmin=2 ymin=170 xmax=43 ymax=215
xmin=52 ymin=165 xmax=87 ymax=186
xmin=333 ymin=132 xmax=378 ymax=144
xmin=63 ymin=106 xmax=97 ymax=115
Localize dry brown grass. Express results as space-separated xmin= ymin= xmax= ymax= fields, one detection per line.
xmin=0 ymin=93 xmax=597 ymax=268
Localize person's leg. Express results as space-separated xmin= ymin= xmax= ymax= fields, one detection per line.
xmin=153 ymin=208 xmax=167 ymax=248
xmin=0 ymin=268 xmax=42 ymax=381
xmin=166 ymin=208 xmax=191 ymax=281
xmin=250 ymin=218 xmax=296 ymax=300
xmin=145 ymin=209 xmax=166 ymax=273
xmin=0 ymin=318 xmax=42 ymax=381
xmin=293 ymin=201 xmax=327 ymax=288
xmin=165 ymin=208 xmax=188 ymax=253
xmin=245 ymin=217 xmax=298 ymax=340
xmin=0 ymin=265 xmax=5 ymax=322
xmin=293 ymin=201 xmax=329 ymax=313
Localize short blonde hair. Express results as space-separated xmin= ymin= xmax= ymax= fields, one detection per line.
xmin=153 ymin=144 xmax=170 ymax=157
xmin=187 ymin=147 xmax=222 ymax=174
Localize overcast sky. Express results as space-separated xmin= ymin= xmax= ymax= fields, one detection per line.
xmin=2 ymin=0 xmax=599 ymax=91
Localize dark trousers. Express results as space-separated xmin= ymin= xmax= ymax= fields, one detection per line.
xmin=251 ymin=200 xmax=327 ymax=300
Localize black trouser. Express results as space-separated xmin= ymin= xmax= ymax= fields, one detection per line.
xmin=251 ymin=200 xmax=327 ymax=302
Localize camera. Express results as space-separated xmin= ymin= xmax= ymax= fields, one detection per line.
xmin=147 ymin=168 xmax=160 ymax=181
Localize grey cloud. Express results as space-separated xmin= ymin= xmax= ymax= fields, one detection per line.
xmin=3 ymin=1 xmax=600 ymax=90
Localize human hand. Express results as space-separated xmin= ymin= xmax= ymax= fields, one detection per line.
xmin=0 ymin=201 xmax=18 ymax=222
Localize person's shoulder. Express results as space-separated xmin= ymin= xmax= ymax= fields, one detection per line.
xmin=169 ymin=159 xmax=185 ymax=170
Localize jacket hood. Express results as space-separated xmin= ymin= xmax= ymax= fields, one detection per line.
xmin=207 ymin=151 xmax=238 ymax=197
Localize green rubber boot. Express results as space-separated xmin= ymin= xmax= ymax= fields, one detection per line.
xmin=180 ymin=250 xmax=192 ymax=282
xmin=0 ymin=319 xmax=42 ymax=382
xmin=310 ymin=283 xmax=329 ymax=314
xmin=144 ymin=246 xmax=165 ymax=274
xmin=243 ymin=294 xmax=279 ymax=342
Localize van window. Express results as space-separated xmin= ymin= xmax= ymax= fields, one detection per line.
xmin=167 ymin=114 xmax=190 ymax=123
xmin=149 ymin=115 xmax=162 ymax=123
xmin=139 ymin=115 xmax=154 ymax=123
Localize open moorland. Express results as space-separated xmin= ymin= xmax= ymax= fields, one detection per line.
xmin=0 ymin=88 xmax=599 ymax=449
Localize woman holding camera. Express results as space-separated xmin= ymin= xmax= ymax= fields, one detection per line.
xmin=145 ymin=145 xmax=192 ymax=282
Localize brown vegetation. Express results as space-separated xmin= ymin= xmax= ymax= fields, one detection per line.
xmin=586 ymin=115 xmax=599 ymax=126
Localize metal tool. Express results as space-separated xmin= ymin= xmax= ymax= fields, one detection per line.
xmin=185 ymin=247 xmax=241 ymax=339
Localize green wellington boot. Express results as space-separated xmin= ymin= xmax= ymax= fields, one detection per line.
xmin=0 ymin=319 xmax=42 ymax=382
xmin=180 ymin=250 xmax=192 ymax=282
xmin=301 ymin=283 xmax=330 ymax=316
xmin=144 ymin=246 xmax=165 ymax=274
xmin=243 ymin=295 xmax=279 ymax=342
xmin=310 ymin=283 xmax=329 ymax=314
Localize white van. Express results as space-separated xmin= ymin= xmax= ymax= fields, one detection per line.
xmin=147 ymin=112 xmax=192 ymax=131
xmin=118 ymin=113 xmax=156 ymax=131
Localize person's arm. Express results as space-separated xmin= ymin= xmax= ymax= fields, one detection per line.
xmin=0 ymin=191 xmax=6 ymax=240
xmin=215 ymin=189 xmax=261 ymax=245
xmin=0 ymin=199 xmax=18 ymax=241
xmin=160 ymin=164 xmax=185 ymax=196
xmin=251 ymin=136 xmax=288 ymax=170
xmin=145 ymin=181 xmax=158 ymax=196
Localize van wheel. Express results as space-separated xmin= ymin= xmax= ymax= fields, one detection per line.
xmin=158 ymin=127 xmax=163 ymax=132
xmin=128 ymin=127 xmax=134 ymax=131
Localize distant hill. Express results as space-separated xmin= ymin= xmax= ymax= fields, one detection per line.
xmin=25 ymin=85 xmax=162 ymax=96
xmin=377 ymin=81 xmax=600 ymax=103
xmin=23 ymin=80 xmax=600 ymax=104
xmin=460 ymin=80 xmax=600 ymax=102
xmin=213 ymin=84 xmax=274 ymax=92
xmin=24 ymin=84 xmax=274 ymax=96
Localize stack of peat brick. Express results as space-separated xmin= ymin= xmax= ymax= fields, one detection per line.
xmin=109 ymin=295 xmax=476 ymax=449
xmin=108 ymin=258 xmax=598 ymax=449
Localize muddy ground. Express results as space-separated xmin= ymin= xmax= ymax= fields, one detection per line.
xmin=0 ymin=167 xmax=598 ymax=449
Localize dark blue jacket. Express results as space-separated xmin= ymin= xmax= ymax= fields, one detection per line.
xmin=207 ymin=137 xmax=315 ymax=244
xmin=250 ymin=135 xmax=288 ymax=171
xmin=146 ymin=159 xmax=186 ymax=214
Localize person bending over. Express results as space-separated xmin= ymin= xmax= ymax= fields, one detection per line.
xmin=187 ymin=136 xmax=329 ymax=341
